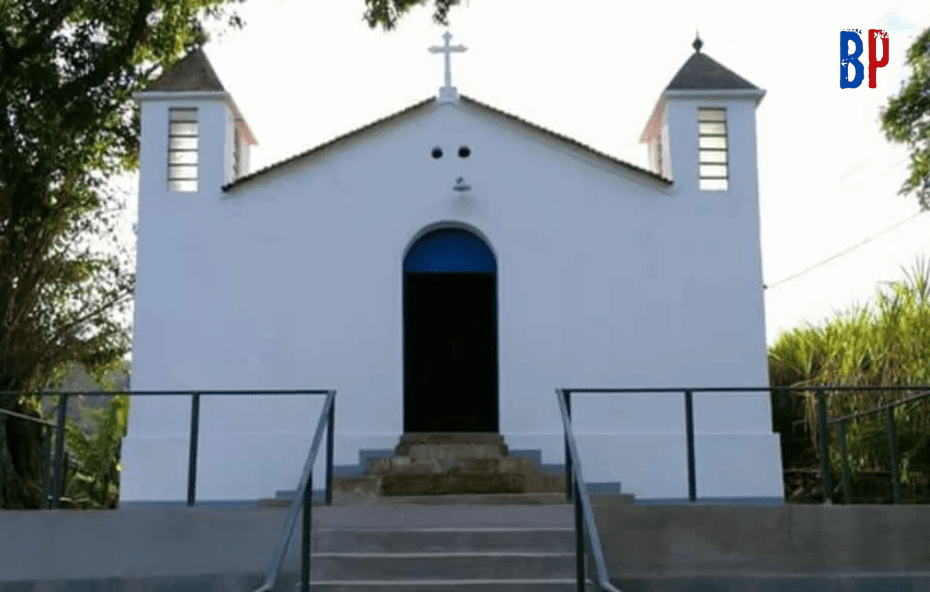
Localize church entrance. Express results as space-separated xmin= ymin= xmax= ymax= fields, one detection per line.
xmin=403 ymin=228 xmax=498 ymax=433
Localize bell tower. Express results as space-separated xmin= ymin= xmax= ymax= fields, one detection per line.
xmin=134 ymin=47 xmax=256 ymax=199
xmin=640 ymin=34 xmax=765 ymax=194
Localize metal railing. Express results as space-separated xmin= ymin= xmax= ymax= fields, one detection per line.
xmin=560 ymin=386 xmax=930 ymax=509
xmin=254 ymin=389 xmax=336 ymax=592
xmin=557 ymin=385 xmax=930 ymax=591
xmin=787 ymin=386 xmax=930 ymax=505
xmin=0 ymin=389 xmax=337 ymax=510
xmin=556 ymin=389 xmax=623 ymax=592
xmin=0 ymin=403 xmax=59 ymax=508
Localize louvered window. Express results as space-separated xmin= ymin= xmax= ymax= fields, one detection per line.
xmin=698 ymin=108 xmax=728 ymax=191
xmin=168 ymin=108 xmax=198 ymax=192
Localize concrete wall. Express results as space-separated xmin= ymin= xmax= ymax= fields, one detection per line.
xmin=593 ymin=504 xmax=930 ymax=591
xmin=125 ymin=91 xmax=781 ymax=505
xmin=0 ymin=509 xmax=289 ymax=582
xmin=2 ymin=505 xmax=929 ymax=592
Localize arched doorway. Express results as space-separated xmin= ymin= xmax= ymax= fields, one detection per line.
xmin=403 ymin=227 xmax=498 ymax=433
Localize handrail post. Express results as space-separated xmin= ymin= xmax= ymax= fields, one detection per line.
xmin=301 ymin=472 xmax=313 ymax=592
xmin=563 ymin=389 xmax=573 ymax=502
xmin=816 ymin=388 xmax=831 ymax=504
xmin=42 ymin=423 xmax=52 ymax=509
xmin=886 ymin=407 xmax=902 ymax=504
xmin=257 ymin=390 xmax=337 ymax=592
xmin=51 ymin=393 xmax=69 ymax=509
xmin=187 ymin=392 xmax=201 ymax=507
xmin=325 ymin=392 xmax=335 ymax=506
xmin=555 ymin=389 xmax=618 ymax=592
xmin=684 ymin=390 xmax=697 ymax=503
xmin=574 ymin=478 xmax=585 ymax=592
xmin=837 ymin=420 xmax=852 ymax=504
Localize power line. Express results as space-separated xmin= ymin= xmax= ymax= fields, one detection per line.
xmin=838 ymin=156 xmax=909 ymax=182
xmin=765 ymin=210 xmax=926 ymax=290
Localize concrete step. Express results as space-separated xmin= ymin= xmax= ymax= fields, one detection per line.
xmin=380 ymin=471 xmax=526 ymax=495
xmin=522 ymin=470 xmax=565 ymax=493
xmin=261 ymin=490 xmax=571 ymax=508
xmin=373 ymin=492 xmax=570 ymax=506
xmin=310 ymin=551 xmax=576 ymax=581
xmin=395 ymin=432 xmax=508 ymax=456
xmin=310 ymin=504 xmax=575 ymax=529
xmin=591 ymin=492 xmax=636 ymax=507
xmin=292 ymin=579 xmax=596 ymax=592
xmin=264 ymin=489 xmax=629 ymax=508
xmin=263 ymin=504 xmax=583 ymax=591
xmin=0 ymin=574 xmax=599 ymax=592
xmin=369 ymin=456 xmax=541 ymax=475
xmin=293 ymin=505 xmax=580 ymax=589
xmin=334 ymin=475 xmax=381 ymax=495
xmin=403 ymin=443 xmax=507 ymax=460
xmin=315 ymin=526 xmax=575 ymax=553
xmin=369 ymin=456 xmax=539 ymax=475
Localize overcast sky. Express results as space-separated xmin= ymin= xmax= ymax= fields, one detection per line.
xmin=179 ymin=0 xmax=930 ymax=344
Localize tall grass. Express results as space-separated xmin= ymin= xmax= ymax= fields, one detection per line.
xmin=769 ymin=257 xmax=930 ymax=493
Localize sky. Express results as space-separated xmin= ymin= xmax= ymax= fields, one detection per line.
xmin=173 ymin=0 xmax=930 ymax=345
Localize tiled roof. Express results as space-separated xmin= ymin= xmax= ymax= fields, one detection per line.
xmin=666 ymin=50 xmax=759 ymax=91
xmin=224 ymin=98 xmax=436 ymax=191
xmin=148 ymin=47 xmax=226 ymax=92
xmin=459 ymin=96 xmax=668 ymax=185
xmin=223 ymin=96 xmax=670 ymax=192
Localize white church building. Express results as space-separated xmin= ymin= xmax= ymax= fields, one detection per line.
xmin=121 ymin=34 xmax=784 ymax=506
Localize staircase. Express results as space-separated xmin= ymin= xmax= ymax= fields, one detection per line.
xmin=295 ymin=504 xmax=590 ymax=592
xmin=258 ymin=434 xmax=619 ymax=590
xmin=331 ymin=433 xmax=567 ymax=500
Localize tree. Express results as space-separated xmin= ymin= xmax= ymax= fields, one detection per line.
xmin=364 ymin=0 xmax=463 ymax=30
xmin=880 ymin=26 xmax=930 ymax=210
xmin=0 ymin=0 xmax=245 ymax=509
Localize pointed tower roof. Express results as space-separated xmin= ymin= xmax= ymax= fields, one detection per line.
xmin=149 ymin=47 xmax=226 ymax=92
xmin=137 ymin=47 xmax=257 ymax=146
xmin=665 ymin=34 xmax=759 ymax=91
xmin=640 ymin=35 xmax=764 ymax=143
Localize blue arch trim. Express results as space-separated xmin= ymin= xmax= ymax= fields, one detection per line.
xmin=404 ymin=228 xmax=496 ymax=273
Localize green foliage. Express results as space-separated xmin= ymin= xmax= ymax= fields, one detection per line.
xmin=60 ymin=394 xmax=130 ymax=509
xmin=880 ymin=27 xmax=930 ymax=210
xmin=0 ymin=0 xmax=246 ymax=392
xmin=769 ymin=258 xmax=930 ymax=493
xmin=364 ymin=0 xmax=463 ymax=30
xmin=0 ymin=0 xmax=243 ymax=508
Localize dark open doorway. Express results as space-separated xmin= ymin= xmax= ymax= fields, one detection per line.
xmin=403 ymin=229 xmax=498 ymax=433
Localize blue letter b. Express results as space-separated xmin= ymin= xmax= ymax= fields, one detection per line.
xmin=840 ymin=31 xmax=864 ymax=88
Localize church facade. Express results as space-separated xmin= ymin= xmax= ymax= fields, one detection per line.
xmin=121 ymin=36 xmax=784 ymax=505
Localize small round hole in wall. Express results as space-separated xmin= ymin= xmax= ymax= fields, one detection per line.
xmin=432 ymin=147 xmax=443 ymax=159
xmin=458 ymin=146 xmax=471 ymax=158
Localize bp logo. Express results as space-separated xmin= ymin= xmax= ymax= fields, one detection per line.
xmin=840 ymin=29 xmax=889 ymax=89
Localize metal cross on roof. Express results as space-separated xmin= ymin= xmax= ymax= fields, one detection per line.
xmin=429 ymin=31 xmax=467 ymax=102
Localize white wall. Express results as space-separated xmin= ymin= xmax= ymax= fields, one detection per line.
xmin=123 ymin=95 xmax=782 ymax=504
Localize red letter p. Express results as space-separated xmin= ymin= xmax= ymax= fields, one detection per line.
xmin=868 ymin=29 xmax=888 ymax=88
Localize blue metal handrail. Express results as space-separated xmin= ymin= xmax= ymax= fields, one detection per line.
xmin=0 ymin=389 xmax=336 ymax=510
xmin=556 ymin=389 xmax=623 ymax=592
xmin=560 ymin=386 xmax=930 ymax=508
xmin=556 ymin=384 xmax=930 ymax=590
xmin=2 ymin=388 xmax=337 ymax=591
xmin=254 ymin=389 xmax=336 ymax=592
xmin=0 ymin=407 xmax=56 ymax=426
